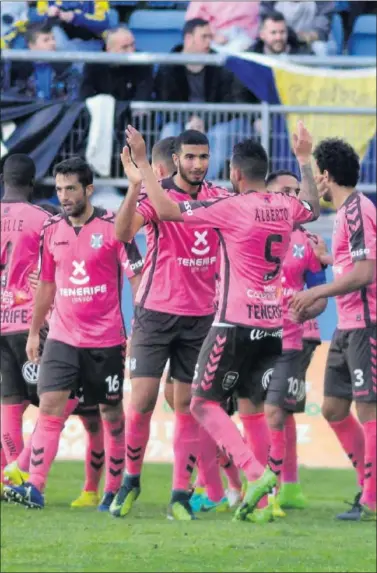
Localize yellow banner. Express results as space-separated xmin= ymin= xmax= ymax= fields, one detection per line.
xmin=22 ymin=343 xmax=353 ymax=469
xmin=274 ymin=65 xmax=376 ymax=162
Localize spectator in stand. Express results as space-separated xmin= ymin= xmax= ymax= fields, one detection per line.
xmin=79 ymin=26 xmax=153 ymax=102
xmin=8 ymin=21 xmax=76 ymax=101
xmin=34 ymin=0 xmax=111 ymax=51
xmin=155 ymin=18 xmax=245 ymax=179
xmin=260 ymin=1 xmax=336 ymax=56
xmin=249 ymin=11 xmax=314 ymax=55
xmin=185 ymin=1 xmax=260 ymax=52
xmin=1 ymin=2 xmax=29 ymax=39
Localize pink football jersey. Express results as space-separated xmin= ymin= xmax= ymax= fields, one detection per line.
xmin=39 ymin=207 xmax=143 ymax=348
xmin=282 ymin=227 xmax=324 ymax=350
xmin=135 ymin=178 xmax=230 ymax=316
xmin=180 ymin=191 xmax=316 ymax=330
xmin=1 ymin=201 xmax=49 ymax=334
xmin=332 ymin=192 xmax=376 ymax=329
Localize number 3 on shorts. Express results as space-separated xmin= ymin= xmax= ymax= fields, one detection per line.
xmin=106 ymin=374 xmax=120 ymax=393
xmin=353 ymin=369 xmax=364 ymax=388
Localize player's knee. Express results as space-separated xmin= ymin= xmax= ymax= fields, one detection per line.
xmin=39 ymin=391 xmax=69 ymax=417
xmin=237 ymin=397 xmax=263 ymax=416
xmin=130 ymin=378 xmax=160 ymax=413
xmin=264 ymin=404 xmax=285 ymax=430
xmin=355 ymin=402 xmax=377 ymax=425
xmin=99 ymin=402 xmax=124 ymax=423
xmin=321 ymin=397 xmax=350 ymax=423
xmin=164 ymin=384 xmax=174 ymax=411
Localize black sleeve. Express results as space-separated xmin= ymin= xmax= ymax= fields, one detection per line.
xmin=125 ymin=238 xmax=144 ymax=275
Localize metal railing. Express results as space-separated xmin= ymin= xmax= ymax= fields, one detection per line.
xmin=2 ymin=50 xmax=376 ymax=68
xmin=39 ymin=102 xmax=376 ymax=193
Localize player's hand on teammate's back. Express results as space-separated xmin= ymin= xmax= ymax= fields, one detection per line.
xmin=26 ymin=332 xmax=41 ymax=364
xmin=292 ymin=120 xmax=313 ymax=163
xmin=125 ymin=125 xmax=148 ymax=166
xmin=28 ymin=270 xmax=39 ymax=291
xmin=120 ymin=145 xmax=142 ymax=185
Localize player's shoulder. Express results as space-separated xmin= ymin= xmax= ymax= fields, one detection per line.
xmin=94 ymin=206 xmax=116 ymax=224
xmin=203 ymin=180 xmax=233 ymax=198
xmin=42 ymin=212 xmax=64 ymax=230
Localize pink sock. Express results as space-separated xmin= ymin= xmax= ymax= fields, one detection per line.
xmin=1 ymin=403 xmax=25 ymax=463
xmin=191 ymin=398 xmax=263 ymax=481
xmin=28 ymin=413 xmax=65 ymax=492
xmin=17 ymin=397 xmax=80 ymax=474
xmin=282 ymin=415 xmax=299 ymax=483
xmin=239 ymin=413 xmax=270 ymax=466
xmin=125 ymin=407 xmax=153 ymax=476
xmin=173 ymin=412 xmax=200 ymax=492
xmin=195 ymin=460 xmax=206 ymax=488
xmin=328 ymin=414 xmax=365 ymax=488
xmin=268 ymin=429 xmax=285 ymax=478
xmin=102 ymin=415 xmax=125 ymax=494
xmin=218 ymin=452 xmax=242 ymax=491
xmin=80 ymin=414 xmax=104 ymax=493
xmin=197 ymin=425 xmax=224 ymax=502
xmin=361 ymin=420 xmax=376 ymax=510
xmin=1 ymin=442 xmax=6 ymax=474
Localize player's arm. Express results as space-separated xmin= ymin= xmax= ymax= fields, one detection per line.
xmin=29 ymin=226 xmax=56 ymax=338
xmin=115 ymin=145 xmax=145 ymax=242
xmin=292 ymin=121 xmax=320 ymax=220
xmin=118 ymin=238 xmax=144 ymax=302
xmin=126 ymin=126 xmax=183 ymax=222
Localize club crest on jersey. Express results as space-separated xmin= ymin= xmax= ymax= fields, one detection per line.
xmin=293 ymin=244 xmax=305 ymax=259
xmin=91 ymin=233 xmax=103 ymax=249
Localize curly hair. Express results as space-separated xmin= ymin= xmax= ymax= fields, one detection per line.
xmin=313 ymin=138 xmax=360 ymax=188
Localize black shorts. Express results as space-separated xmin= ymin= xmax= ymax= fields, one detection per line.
xmin=0 ymin=328 xmax=47 ymax=405
xmin=38 ymin=339 xmax=125 ymax=406
xmin=192 ymin=325 xmax=282 ymax=403
xmin=130 ymin=307 xmax=214 ymax=383
xmin=324 ymin=327 xmax=377 ymax=403
xmin=265 ymin=350 xmax=309 ymax=413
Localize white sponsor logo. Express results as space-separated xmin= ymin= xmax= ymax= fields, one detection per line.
xmin=130 ymin=358 xmax=137 ymax=371
xmin=1 ymin=290 xmax=14 ymax=306
xmin=69 ymin=261 xmax=90 ymax=286
xmin=250 ymin=329 xmax=283 ymax=341
xmin=350 ymin=248 xmax=369 ymax=258
xmin=60 ymin=284 xmax=107 ymax=298
xmin=293 ymin=244 xmax=305 ymax=259
xmin=177 ymin=256 xmax=216 ymax=268
xmin=90 ymin=233 xmax=103 ymax=249
xmin=22 ymin=361 xmax=40 ymax=384
xmin=222 ymin=371 xmax=239 ymax=391
xmin=122 ymin=259 xmax=144 ymax=272
xmin=184 ymin=201 xmax=193 ymax=216
xmin=261 ymin=368 xmax=273 ymax=390
xmin=191 ymin=231 xmax=210 ymax=256
xmin=333 ymin=265 xmax=343 ymax=275
xmin=301 ymin=200 xmax=312 ymax=211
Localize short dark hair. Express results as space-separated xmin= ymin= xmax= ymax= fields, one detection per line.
xmin=2 ymin=154 xmax=36 ymax=188
xmin=53 ymin=157 xmax=94 ymax=188
xmin=25 ymin=21 xmax=53 ymax=46
xmin=232 ymin=139 xmax=269 ymax=181
xmin=261 ymin=10 xmax=286 ymax=25
xmin=313 ymin=138 xmax=360 ymax=187
xmin=266 ymin=169 xmax=299 ymax=186
xmin=183 ymin=18 xmax=210 ymax=37
xmin=174 ymin=130 xmax=209 ymax=154
xmin=152 ymin=137 xmax=176 ymax=174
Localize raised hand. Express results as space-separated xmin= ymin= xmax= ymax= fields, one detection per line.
xmin=120 ymin=145 xmax=142 ymax=185
xmin=292 ymin=120 xmax=313 ymax=164
xmin=125 ymin=125 xmax=148 ymax=166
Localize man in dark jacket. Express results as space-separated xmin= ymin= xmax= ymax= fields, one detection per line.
xmin=155 ymin=18 xmax=245 ymax=179
xmin=79 ymin=26 xmax=154 ymax=102
xmin=249 ymin=11 xmax=314 ymax=55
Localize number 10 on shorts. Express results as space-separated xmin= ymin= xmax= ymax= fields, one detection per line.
xmin=106 ymin=375 xmax=120 ymax=393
